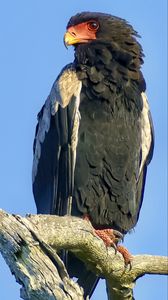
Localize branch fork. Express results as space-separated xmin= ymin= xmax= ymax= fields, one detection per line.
xmin=0 ymin=209 xmax=167 ymax=300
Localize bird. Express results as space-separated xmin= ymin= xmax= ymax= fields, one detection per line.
xmin=32 ymin=11 xmax=154 ymax=298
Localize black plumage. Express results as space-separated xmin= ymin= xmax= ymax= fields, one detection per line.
xmin=32 ymin=12 xmax=154 ymax=298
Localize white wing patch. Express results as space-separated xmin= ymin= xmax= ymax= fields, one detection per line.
xmin=51 ymin=65 xmax=82 ymax=114
xmin=139 ymin=92 xmax=153 ymax=175
xmin=32 ymin=64 xmax=82 ymax=183
xmin=71 ymin=87 xmax=81 ymax=175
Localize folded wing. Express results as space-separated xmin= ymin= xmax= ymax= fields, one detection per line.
xmin=32 ymin=64 xmax=82 ymax=215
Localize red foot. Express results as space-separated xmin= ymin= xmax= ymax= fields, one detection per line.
xmin=83 ymin=215 xmax=122 ymax=246
xmin=117 ymin=245 xmax=133 ymax=266
xmin=94 ymin=229 xmax=122 ymax=248
xmin=83 ymin=214 xmax=132 ymax=267
xmin=94 ymin=229 xmax=132 ymax=266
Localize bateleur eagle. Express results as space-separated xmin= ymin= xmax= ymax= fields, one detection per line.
xmin=32 ymin=11 xmax=154 ymax=298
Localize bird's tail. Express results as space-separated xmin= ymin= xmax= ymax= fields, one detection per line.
xmin=77 ymin=268 xmax=99 ymax=299
xmin=66 ymin=252 xmax=99 ymax=299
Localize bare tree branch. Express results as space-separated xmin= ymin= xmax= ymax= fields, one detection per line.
xmin=0 ymin=210 xmax=84 ymax=300
xmin=0 ymin=209 xmax=167 ymax=300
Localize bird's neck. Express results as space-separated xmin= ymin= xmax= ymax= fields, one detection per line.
xmin=74 ymin=41 xmax=146 ymax=93
xmin=73 ymin=42 xmax=146 ymax=114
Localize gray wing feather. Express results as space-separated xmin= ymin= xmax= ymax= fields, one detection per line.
xmin=139 ymin=92 xmax=154 ymax=175
xmin=32 ymin=64 xmax=82 ymax=216
xmin=32 ymin=97 xmax=51 ymax=183
xmin=51 ymin=64 xmax=82 ymax=113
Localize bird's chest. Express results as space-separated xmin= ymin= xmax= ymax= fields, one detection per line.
xmin=76 ymin=62 xmax=142 ymax=163
xmin=78 ymin=88 xmax=141 ymax=153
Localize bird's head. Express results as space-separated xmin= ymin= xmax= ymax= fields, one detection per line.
xmin=64 ymin=12 xmax=141 ymax=52
xmin=64 ymin=13 xmax=100 ymax=46
xmin=64 ymin=12 xmax=145 ymax=89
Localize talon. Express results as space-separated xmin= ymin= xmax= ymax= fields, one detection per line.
xmin=93 ymin=228 xmax=123 ymax=252
xmin=113 ymin=230 xmax=124 ymax=241
xmin=112 ymin=242 xmax=118 ymax=254
xmin=117 ymin=245 xmax=133 ymax=267
xmin=127 ymin=260 xmax=132 ymax=270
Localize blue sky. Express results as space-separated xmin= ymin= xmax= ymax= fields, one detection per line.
xmin=0 ymin=1 xmax=167 ymax=299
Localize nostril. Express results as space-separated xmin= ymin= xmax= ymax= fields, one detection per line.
xmin=71 ymin=31 xmax=76 ymax=36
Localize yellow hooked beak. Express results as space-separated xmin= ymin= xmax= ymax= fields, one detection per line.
xmin=64 ymin=31 xmax=81 ymax=47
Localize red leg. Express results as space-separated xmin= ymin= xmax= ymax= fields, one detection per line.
xmin=83 ymin=214 xmax=132 ymax=266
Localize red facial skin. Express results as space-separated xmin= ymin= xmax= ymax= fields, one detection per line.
xmin=65 ymin=20 xmax=99 ymax=45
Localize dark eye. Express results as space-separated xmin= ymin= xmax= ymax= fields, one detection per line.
xmin=87 ymin=21 xmax=99 ymax=31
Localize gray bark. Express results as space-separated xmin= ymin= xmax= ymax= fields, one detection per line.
xmin=0 ymin=209 xmax=167 ymax=300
